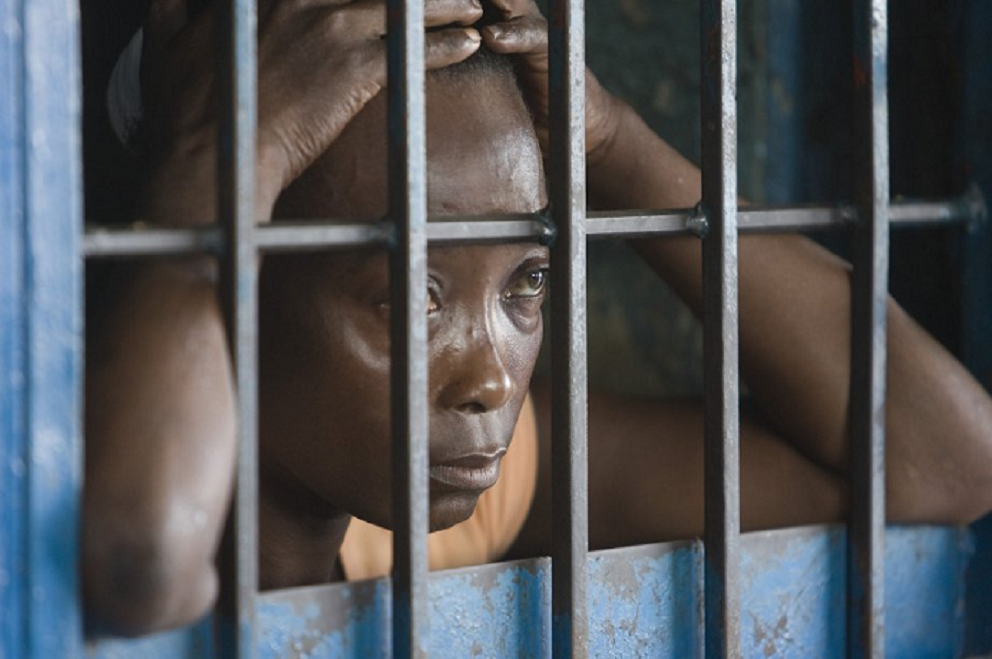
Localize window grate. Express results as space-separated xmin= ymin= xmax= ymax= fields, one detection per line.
xmin=700 ymin=0 xmax=740 ymax=655
xmin=848 ymin=0 xmax=889 ymax=655
xmin=73 ymin=0 xmax=985 ymax=656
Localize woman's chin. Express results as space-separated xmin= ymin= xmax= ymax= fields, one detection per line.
xmin=428 ymin=490 xmax=483 ymax=532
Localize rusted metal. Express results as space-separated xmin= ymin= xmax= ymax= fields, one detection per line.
xmin=547 ymin=0 xmax=589 ymax=653
xmin=385 ymin=0 xmax=430 ymax=654
xmin=848 ymin=0 xmax=889 ymax=657
xmin=700 ymin=0 xmax=741 ymax=656
xmin=214 ymin=0 xmax=259 ymax=652
xmin=82 ymin=194 xmax=983 ymax=258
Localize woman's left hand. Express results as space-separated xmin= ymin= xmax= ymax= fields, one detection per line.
xmin=480 ymin=0 xmax=623 ymax=165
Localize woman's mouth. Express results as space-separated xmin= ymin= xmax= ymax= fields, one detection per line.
xmin=429 ymin=450 xmax=506 ymax=492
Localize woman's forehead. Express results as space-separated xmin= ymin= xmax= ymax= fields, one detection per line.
xmin=274 ymin=73 xmax=546 ymax=221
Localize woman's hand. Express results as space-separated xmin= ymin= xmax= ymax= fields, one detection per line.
xmin=480 ymin=0 xmax=622 ymax=165
xmin=138 ymin=0 xmax=484 ymax=221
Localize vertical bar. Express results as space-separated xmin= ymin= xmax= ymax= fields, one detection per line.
xmin=848 ymin=0 xmax=888 ymax=656
xmin=700 ymin=0 xmax=740 ymax=657
xmin=386 ymin=0 xmax=429 ymax=654
xmin=215 ymin=0 xmax=258 ymax=652
xmin=547 ymin=0 xmax=588 ymax=654
xmin=2 ymin=0 xmax=85 ymax=652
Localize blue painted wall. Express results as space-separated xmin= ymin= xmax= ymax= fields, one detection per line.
xmin=0 ymin=0 xmax=84 ymax=654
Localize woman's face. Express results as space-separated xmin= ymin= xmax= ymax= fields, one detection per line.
xmin=260 ymin=69 xmax=548 ymax=531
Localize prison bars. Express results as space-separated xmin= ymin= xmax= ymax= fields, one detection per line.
xmin=75 ymin=0 xmax=983 ymax=656
xmin=700 ymin=0 xmax=740 ymax=655
xmin=82 ymin=196 xmax=982 ymax=257
xmin=385 ymin=0 xmax=430 ymax=652
xmin=214 ymin=0 xmax=258 ymax=652
xmin=849 ymin=0 xmax=889 ymax=656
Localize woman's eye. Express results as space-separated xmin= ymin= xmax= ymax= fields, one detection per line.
xmin=506 ymin=269 xmax=549 ymax=299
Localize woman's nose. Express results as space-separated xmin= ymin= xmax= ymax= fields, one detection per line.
xmin=435 ymin=329 xmax=514 ymax=414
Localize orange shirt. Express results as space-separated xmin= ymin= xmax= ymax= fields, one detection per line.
xmin=338 ymin=394 xmax=539 ymax=581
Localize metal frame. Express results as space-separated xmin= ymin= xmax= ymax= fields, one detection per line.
xmin=71 ymin=0 xmax=985 ymax=656
xmin=700 ymin=0 xmax=740 ymax=655
xmin=848 ymin=0 xmax=889 ymax=656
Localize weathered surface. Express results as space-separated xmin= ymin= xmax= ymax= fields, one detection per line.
xmin=90 ymin=525 xmax=970 ymax=658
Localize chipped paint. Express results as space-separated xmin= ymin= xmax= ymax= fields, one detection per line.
xmin=87 ymin=526 xmax=972 ymax=658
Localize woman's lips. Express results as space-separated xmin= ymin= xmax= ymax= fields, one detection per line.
xmin=429 ymin=450 xmax=506 ymax=492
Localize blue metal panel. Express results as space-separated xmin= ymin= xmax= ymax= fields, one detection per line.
xmin=0 ymin=0 xmax=27 ymax=654
xmin=0 ymin=0 xmax=84 ymax=653
xmin=587 ymin=542 xmax=702 ymax=657
xmin=83 ymin=526 xmax=971 ymax=657
xmin=740 ymin=527 xmax=846 ymax=658
xmin=245 ymin=526 xmax=967 ymax=658
xmin=87 ymin=619 xmax=214 ymax=659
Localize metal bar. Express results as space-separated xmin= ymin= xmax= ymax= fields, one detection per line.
xmin=848 ymin=0 xmax=889 ymax=656
xmin=386 ymin=0 xmax=429 ymax=653
xmin=700 ymin=0 xmax=740 ymax=656
xmin=8 ymin=0 xmax=85 ymax=650
xmin=81 ymin=194 xmax=983 ymax=258
xmin=548 ymin=0 xmax=588 ymax=653
xmin=214 ymin=0 xmax=258 ymax=651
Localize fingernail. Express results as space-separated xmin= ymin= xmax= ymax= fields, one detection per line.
xmin=466 ymin=28 xmax=482 ymax=43
xmin=485 ymin=25 xmax=504 ymax=40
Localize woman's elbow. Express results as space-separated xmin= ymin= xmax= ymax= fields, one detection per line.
xmin=83 ymin=512 xmax=219 ymax=637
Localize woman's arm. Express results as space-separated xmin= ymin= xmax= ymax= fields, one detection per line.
xmin=486 ymin=5 xmax=992 ymax=556
xmin=591 ymin=100 xmax=992 ymax=525
xmin=84 ymin=0 xmax=483 ymax=636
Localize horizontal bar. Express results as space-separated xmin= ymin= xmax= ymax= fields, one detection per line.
xmin=81 ymin=195 xmax=983 ymax=258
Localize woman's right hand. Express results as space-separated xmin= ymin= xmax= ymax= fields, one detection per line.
xmin=138 ymin=0 xmax=484 ymax=221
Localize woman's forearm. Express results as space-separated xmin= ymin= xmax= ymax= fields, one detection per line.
xmin=589 ymin=100 xmax=992 ymax=523
xmin=84 ymin=259 xmax=236 ymax=636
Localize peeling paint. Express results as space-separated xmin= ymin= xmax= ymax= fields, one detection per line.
xmin=90 ymin=526 xmax=973 ymax=658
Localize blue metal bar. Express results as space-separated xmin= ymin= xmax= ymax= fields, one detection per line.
xmin=215 ymin=0 xmax=259 ymax=652
xmin=700 ymin=0 xmax=740 ymax=656
xmin=0 ymin=0 xmax=27 ymax=649
xmin=0 ymin=0 xmax=84 ymax=652
xmin=386 ymin=0 xmax=429 ymax=653
xmin=547 ymin=0 xmax=589 ymax=653
xmin=848 ymin=0 xmax=889 ymax=656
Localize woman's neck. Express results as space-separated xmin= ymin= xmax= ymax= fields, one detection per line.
xmin=258 ymin=467 xmax=351 ymax=590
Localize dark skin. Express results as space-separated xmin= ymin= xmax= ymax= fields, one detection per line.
xmin=84 ymin=0 xmax=992 ymax=638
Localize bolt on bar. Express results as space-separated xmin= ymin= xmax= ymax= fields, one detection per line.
xmin=214 ymin=0 xmax=259 ymax=652
xmin=547 ymin=0 xmax=589 ymax=652
xmin=700 ymin=0 xmax=741 ymax=656
xmin=848 ymin=0 xmax=889 ymax=656
xmin=385 ymin=0 xmax=430 ymax=653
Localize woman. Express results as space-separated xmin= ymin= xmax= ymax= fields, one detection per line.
xmin=83 ymin=0 xmax=992 ymax=637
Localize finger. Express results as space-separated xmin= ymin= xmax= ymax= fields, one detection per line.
xmin=343 ymin=0 xmax=481 ymax=38
xmin=424 ymin=0 xmax=484 ymax=29
xmin=481 ymin=16 xmax=547 ymax=55
xmin=424 ymin=27 xmax=482 ymax=69
xmin=487 ymin=0 xmax=540 ymax=21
